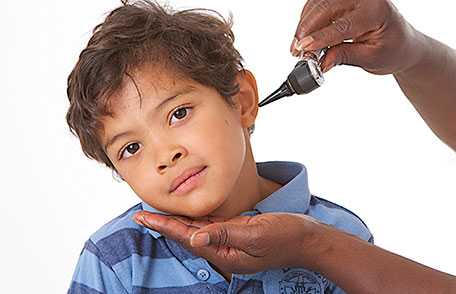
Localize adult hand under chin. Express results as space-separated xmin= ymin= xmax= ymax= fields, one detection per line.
xmin=133 ymin=211 xmax=327 ymax=274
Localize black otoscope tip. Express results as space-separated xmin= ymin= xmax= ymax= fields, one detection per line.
xmin=258 ymin=57 xmax=324 ymax=107
xmin=258 ymin=81 xmax=293 ymax=107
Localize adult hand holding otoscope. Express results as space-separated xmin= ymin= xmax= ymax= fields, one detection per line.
xmin=260 ymin=0 xmax=422 ymax=107
xmin=137 ymin=0 xmax=456 ymax=292
xmin=261 ymin=0 xmax=456 ymax=134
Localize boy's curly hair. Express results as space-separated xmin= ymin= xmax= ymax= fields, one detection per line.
xmin=66 ymin=0 xmax=247 ymax=171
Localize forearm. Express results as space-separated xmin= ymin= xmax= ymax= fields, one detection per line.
xmin=394 ymin=30 xmax=456 ymax=151
xmin=304 ymin=225 xmax=456 ymax=294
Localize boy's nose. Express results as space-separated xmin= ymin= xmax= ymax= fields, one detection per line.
xmin=156 ymin=147 xmax=186 ymax=173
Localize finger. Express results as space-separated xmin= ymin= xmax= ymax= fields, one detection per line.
xmin=291 ymin=0 xmax=320 ymax=55
xmin=135 ymin=212 xmax=210 ymax=229
xmin=189 ymin=221 xmax=258 ymax=249
xmin=319 ymin=42 xmax=369 ymax=72
xmin=298 ymin=0 xmax=355 ymax=38
xmin=299 ymin=0 xmax=316 ymax=19
xmin=185 ymin=242 xmax=252 ymax=274
xmin=171 ymin=215 xmax=212 ymax=228
xmin=297 ymin=10 xmax=373 ymax=51
xmin=292 ymin=0 xmax=356 ymax=54
xmin=170 ymin=215 xmax=194 ymax=225
xmin=133 ymin=212 xmax=197 ymax=246
xmin=206 ymin=214 xmax=251 ymax=224
xmin=204 ymin=215 xmax=229 ymax=223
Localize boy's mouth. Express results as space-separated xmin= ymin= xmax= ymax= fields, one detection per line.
xmin=169 ymin=165 xmax=207 ymax=195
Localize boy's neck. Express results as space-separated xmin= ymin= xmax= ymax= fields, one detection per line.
xmin=208 ymin=147 xmax=283 ymax=218
xmin=206 ymin=148 xmax=283 ymax=281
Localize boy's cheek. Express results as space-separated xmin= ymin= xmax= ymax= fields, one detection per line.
xmin=125 ymin=171 xmax=163 ymax=202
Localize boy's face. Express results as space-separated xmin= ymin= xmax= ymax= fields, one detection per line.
xmin=101 ymin=65 xmax=259 ymax=217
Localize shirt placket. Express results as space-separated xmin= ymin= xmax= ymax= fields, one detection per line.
xmin=164 ymin=238 xmax=229 ymax=293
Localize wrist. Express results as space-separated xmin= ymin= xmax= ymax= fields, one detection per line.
xmin=394 ymin=25 xmax=431 ymax=78
xmin=298 ymin=224 xmax=379 ymax=293
xmin=295 ymin=219 xmax=337 ymax=271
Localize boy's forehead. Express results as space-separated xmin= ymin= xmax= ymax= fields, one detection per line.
xmin=99 ymin=67 xmax=199 ymax=143
xmin=107 ymin=66 xmax=194 ymax=116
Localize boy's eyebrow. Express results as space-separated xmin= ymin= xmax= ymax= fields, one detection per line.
xmin=104 ymin=85 xmax=195 ymax=153
xmin=104 ymin=130 xmax=134 ymax=153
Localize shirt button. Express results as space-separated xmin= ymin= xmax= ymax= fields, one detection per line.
xmin=196 ymin=269 xmax=210 ymax=281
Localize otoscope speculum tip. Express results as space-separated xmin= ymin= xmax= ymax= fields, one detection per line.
xmin=258 ymin=82 xmax=293 ymax=107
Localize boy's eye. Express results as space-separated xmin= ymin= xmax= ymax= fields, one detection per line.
xmin=169 ymin=106 xmax=192 ymax=125
xmin=117 ymin=106 xmax=192 ymax=161
xmin=119 ymin=142 xmax=141 ymax=160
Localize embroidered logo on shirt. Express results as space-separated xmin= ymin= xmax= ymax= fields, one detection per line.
xmin=279 ymin=270 xmax=323 ymax=294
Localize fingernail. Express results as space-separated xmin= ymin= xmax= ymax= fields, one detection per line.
xmin=136 ymin=215 xmax=158 ymax=229
xmin=190 ymin=232 xmax=210 ymax=247
xmin=297 ymin=36 xmax=314 ymax=51
xmin=291 ymin=37 xmax=299 ymax=53
xmin=141 ymin=215 xmax=157 ymax=227
xmin=132 ymin=214 xmax=143 ymax=224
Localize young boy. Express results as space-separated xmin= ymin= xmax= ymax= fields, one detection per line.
xmin=67 ymin=1 xmax=373 ymax=293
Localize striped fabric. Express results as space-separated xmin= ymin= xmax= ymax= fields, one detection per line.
xmin=68 ymin=161 xmax=373 ymax=294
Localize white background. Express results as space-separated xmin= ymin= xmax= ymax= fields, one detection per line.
xmin=2 ymin=0 xmax=455 ymax=293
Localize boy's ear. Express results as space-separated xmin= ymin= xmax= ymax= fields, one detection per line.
xmin=233 ymin=69 xmax=259 ymax=129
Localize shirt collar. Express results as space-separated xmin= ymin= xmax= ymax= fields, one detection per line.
xmin=142 ymin=161 xmax=311 ymax=239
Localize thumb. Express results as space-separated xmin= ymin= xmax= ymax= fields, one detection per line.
xmin=190 ymin=222 xmax=254 ymax=249
xmin=320 ymin=42 xmax=368 ymax=72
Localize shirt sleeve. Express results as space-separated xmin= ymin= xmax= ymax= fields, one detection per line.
xmin=68 ymin=239 xmax=129 ymax=294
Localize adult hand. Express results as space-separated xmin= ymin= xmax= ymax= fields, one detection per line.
xmin=133 ymin=211 xmax=326 ymax=274
xmin=291 ymin=0 xmax=425 ymax=75
xmin=134 ymin=210 xmax=456 ymax=294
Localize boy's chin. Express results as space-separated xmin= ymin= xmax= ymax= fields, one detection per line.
xmin=181 ymin=205 xmax=221 ymax=219
xmin=142 ymin=190 xmax=230 ymax=218
xmin=179 ymin=198 xmax=227 ymax=218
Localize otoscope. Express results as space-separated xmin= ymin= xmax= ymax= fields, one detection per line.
xmin=258 ymin=49 xmax=326 ymax=107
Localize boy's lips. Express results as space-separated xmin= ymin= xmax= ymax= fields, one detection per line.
xmin=169 ymin=165 xmax=207 ymax=194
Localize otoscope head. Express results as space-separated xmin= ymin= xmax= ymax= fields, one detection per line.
xmin=258 ymin=50 xmax=325 ymax=107
xmin=288 ymin=58 xmax=324 ymax=95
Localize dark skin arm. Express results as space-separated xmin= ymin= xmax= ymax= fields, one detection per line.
xmin=134 ymin=211 xmax=456 ymax=294
xmin=290 ymin=0 xmax=456 ymax=150
xmin=393 ymin=36 xmax=456 ymax=150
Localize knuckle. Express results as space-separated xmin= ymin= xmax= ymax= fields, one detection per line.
xmin=295 ymin=18 xmax=307 ymax=39
xmin=375 ymin=0 xmax=390 ymax=14
xmin=353 ymin=0 xmax=362 ymax=9
xmin=333 ymin=17 xmax=352 ymax=34
xmin=217 ymin=226 xmax=229 ymax=247
xmin=300 ymin=0 xmax=316 ymax=18
xmin=370 ymin=0 xmax=396 ymax=29
xmin=244 ymin=235 xmax=259 ymax=252
xmin=338 ymin=47 xmax=351 ymax=65
xmin=244 ymin=227 xmax=265 ymax=252
xmin=313 ymin=29 xmax=327 ymax=41
xmin=315 ymin=0 xmax=332 ymax=14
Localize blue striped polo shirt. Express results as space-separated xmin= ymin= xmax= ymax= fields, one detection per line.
xmin=68 ymin=161 xmax=373 ymax=294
